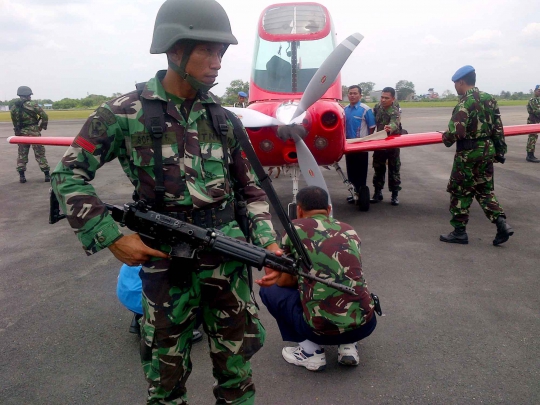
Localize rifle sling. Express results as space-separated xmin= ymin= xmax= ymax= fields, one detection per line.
xmin=222 ymin=109 xmax=313 ymax=272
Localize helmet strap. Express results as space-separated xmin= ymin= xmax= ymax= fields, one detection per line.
xmin=168 ymin=41 xmax=217 ymax=93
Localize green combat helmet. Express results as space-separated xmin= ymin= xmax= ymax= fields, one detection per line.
xmin=17 ymin=86 xmax=33 ymax=97
xmin=150 ymin=0 xmax=238 ymax=92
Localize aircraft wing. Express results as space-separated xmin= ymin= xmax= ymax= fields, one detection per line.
xmin=7 ymin=136 xmax=74 ymax=146
xmin=343 ymin=124 xmax=540 ymax=153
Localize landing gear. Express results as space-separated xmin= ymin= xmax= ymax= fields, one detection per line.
xmin=333 ymin=162 xmax=370 ymax=212
xmin=288 ymin=202 xmax=297 ymax=220
xmin=356 ymin=185 xmax=370 ymax=212
xmin=288 ymin=166 xmax=300 ymax=220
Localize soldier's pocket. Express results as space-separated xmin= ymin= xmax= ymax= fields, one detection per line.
xmin=141 ymin=320 xmax=188 ymax=390
xmin=140 ymin=320 xmax=156 ymax=368
xmin=201 ymin=143 xmax=226 ymax=193
xmin=240 ymin=302 xmax=266 ymax=361
xmin=131 ymin=143 xmax=180 ymax=167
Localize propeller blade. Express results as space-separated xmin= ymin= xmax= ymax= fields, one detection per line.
xmin=224 ymin=107 xmax=283 ymax=128
xmin=290 ymin=32 xmax=364 ymax=122
xmin=291 ymin=132 xmax=332 ymax=206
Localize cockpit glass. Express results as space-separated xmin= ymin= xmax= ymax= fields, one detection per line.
xmin=262 ymin=4 xmax=326 ymax=36
xmin=252 ymin=30 xmax=335 ymax=93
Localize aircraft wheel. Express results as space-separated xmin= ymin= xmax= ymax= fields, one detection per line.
xmin=288 ymin=203 xmax=297 ymax=220
xmin=358 ymin=186 xmax=370 ymax=212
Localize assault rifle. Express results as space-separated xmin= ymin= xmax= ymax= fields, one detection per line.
xmin=49 ymin=193 xmax=356 ymax=295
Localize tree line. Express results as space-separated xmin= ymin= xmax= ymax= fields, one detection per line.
xmin=1 ymin=81 xmax=535 ymax=111
xmin=0 ymin=93 xmax=122 ymax=110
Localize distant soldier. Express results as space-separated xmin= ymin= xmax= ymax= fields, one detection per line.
xmin=258 ymin=186 xmax=377 ymax=371
xmin=10 ymin=86 xmax=50 ymax=183
xmin=371 ymin=87 xmax=402 ymax=206
xmin=440 ymin=65 xmax=513 ymax=246
xmin=233 ymin=91 xmax=248 ymax=108
xmin=525 ymin=84 xmax=540 ymax=163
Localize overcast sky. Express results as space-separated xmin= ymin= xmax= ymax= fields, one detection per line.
xmin=1 ymin=0 xmax=539 ymax=101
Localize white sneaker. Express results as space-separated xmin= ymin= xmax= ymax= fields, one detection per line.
xmin=337 ymin=343 xmax=359 ymax=366
xmin=282 ymin=346 xmax=326 ymax=371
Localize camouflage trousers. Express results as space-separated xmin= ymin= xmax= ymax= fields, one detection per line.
xmin=140 ymin=256 xmax=265 ymax=405
xmin=526 ymin=133 xmax=538 ymax=153
xmin=372 ymin=149 xmax=401 ymax=191
xmin=16 ymin=134 xmax=49 ymax=172
xmin=446 ymin=158 xmax=504 ymax=228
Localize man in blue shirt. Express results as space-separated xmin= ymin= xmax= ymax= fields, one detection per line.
xmin=344 ymin=85 xmax=376 ymax=203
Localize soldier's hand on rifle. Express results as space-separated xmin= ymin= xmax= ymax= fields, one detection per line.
xmin=108 ymin=233 xmax=169 ymax=266
xmin=255 ymin=242 xmax=283 ymax=287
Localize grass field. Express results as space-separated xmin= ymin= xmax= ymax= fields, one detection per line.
xmin=0 ymin=109 xmax=94 ymax=122
xmin=0 ymin=100 xmax=529 ymax=122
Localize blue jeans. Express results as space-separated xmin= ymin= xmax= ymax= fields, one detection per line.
xmin=259 ymin=284 xmax=376 ymax=345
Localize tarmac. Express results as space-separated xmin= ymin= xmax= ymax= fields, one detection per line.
xmin=0 ymin=106 xmax=538 ymax=405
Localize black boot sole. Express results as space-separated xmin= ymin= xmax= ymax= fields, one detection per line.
xmin=493 ymin=230 xmax=514 ymax=246
xmin=439 ymin=236 xmax=468 ymax=244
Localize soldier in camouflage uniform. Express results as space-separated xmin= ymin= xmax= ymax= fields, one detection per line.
xmin=51 ymin=1 xmax=280 ymax=404
xmin=371 ymin=87 xmax=402 ymax=205
xmin=525 ymin=85 xmax=540 ymax=163
xmin=233 ymin=91 xmax=248 ymax=108
xmin=10 ymin=86 xmax=50 ymax=183
xmin=258 ymin=186 xmax=377 ymax=371
xmin=440 ymin=65 xmax=514 ymax=246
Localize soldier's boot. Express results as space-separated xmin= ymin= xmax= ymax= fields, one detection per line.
xmin=526 ymin=152 xmax=540 ymax=163
xmin=440 ymin=227 xmax=468 ymax=244
xmin=370 ymin=189 xmax=383 ymax=203
xmin=391 ymin=190 xmax=399 ymax=206
xmin=493 ymin=216 xmax=514 ymax=246
xmin=129 ymin=313 xmax=142 ymax=335
xmin=44 ymin=171 xmax=51 ymax=182
xmin=19 ymin=171 xmax=26 ymax=184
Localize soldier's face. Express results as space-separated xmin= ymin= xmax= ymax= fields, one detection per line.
xmin=380 ymin=92 xmax=394 ymax=108
xmin=185 ymin=42 xmax=225 ymax=85
xmin=535 ymin=88 xmax=540 ymax=97
xmin=348 ymin=88 xmax=360 ymax=104
xmin=454 ymin=80 xmax=465 ymax=96
xmin=238 ymin=96 xmax=246 ymax=103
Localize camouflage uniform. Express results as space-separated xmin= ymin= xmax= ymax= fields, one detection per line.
xmin=260 ymin=214 xmax=375 ymax=345
xmin=372 ymin=103 xmax=401 ymax=191
xmin=51 ymin=71 xmax=276 ymax=405
xmin=526 ymin=95 xmax=540 ymax=153
xmin=442 ymin=87 xmax=506 ymax=228
xmin=10 ymin=100 xmax=50 ymax=173
xmin=284 ymin=214 xmax=374 ymax=335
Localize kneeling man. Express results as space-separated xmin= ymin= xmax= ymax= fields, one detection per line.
xmin=257 ymin=186 xmax=377 ymax=371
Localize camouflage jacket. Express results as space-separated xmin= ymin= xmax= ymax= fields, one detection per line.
xmin=527 ymin=96 xmax=540 ymax=124
xmin=10 ymin=100 xmax=48 ymax=136
xmin=282 ymin=214 xmax=374 ymax=336
xmin=373 ymin=102 xmax=401 ymax=135
xmin=51 ymin=70 xmax=276 ymax=255
xmin=442 ymin=87 xmax=506 ymax=162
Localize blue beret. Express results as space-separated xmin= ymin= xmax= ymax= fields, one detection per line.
xmin=535 ymin=85 xmax=540 ymax=90
xmin=238 ymin=91 xmax=248 ymax=97
xmin=452 ymin=65 xmax=475 ymax=82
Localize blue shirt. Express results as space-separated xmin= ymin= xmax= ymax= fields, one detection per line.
xmin=344 ymin=103 xmax=376 ymax=139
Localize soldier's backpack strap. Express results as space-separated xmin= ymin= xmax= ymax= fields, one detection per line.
xmin=136 ymin=82 xmax=166 ymax=211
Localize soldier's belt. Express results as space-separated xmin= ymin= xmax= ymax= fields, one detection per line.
xmin=162 ymin=202 xmax=235 ymax=228
xmin=456 ymin=136 xmax=490 ymax=152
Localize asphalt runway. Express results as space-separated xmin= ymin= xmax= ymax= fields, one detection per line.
xmin=0 ymin=107 xmax=539 ymax=405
